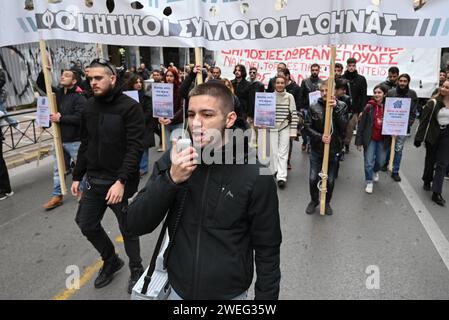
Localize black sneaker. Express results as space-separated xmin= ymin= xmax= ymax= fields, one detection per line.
xmin=345 ymin=145 xmax=350 ymax=153
xmin=391 ymin=173 xmax=401 ymax=182
xmin=305 ymin=201 xmax=318 ymax=215
xmin=432 ymin=193 xmax=446 ymax=207
xmin=325 ymin=203 xmax=333 ymax=215
xmin=128 ymin=266 xmax=144 ymax=294
xmin=277 ymin=180 xmax=286 ymax=189
xmin=94 ymin=256 xmax=125 ymax=289
xmin=423 ymin=182 xmax=432 ymax=191
xmin=380 ymin=164 xmax=388 ymax=172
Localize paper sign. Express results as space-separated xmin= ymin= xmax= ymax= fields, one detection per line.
xmin=308 ymin=91 xmax=321 ymax=106
xmin=152 ymin=83 xmax=174 ymax=119
xmin=382 ymin=97 xmax=411 ymax=136
xmin=254 ymin=93 xmax=276 ymax=128
xmin=123 ymin=90 xmax=140 ymax=103
xmin=36 ymin=96 xmax=50 ymax=128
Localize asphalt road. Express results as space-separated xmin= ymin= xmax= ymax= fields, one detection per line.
xmin=1 ymin=135 xmax=449 ymax=300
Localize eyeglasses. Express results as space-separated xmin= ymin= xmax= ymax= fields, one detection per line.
xmin=90 ymin=58 xmax=116 ymax=75
xmin=249 ymin=71 xmax=257 ymax=74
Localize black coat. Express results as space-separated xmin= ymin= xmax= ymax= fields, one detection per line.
xmin=139 ymin=92 xmax=156 ymax=149
xmin=231 ymin=78 xmax=250 ymax=115
xmin=415 ymin=98 xmax=444 ymax=147
xmin=127 ymin=143 xmax=282 ymax=300
xmin=355 ymin=100 xmax=391 ymax=150
xmin=305 ymin=98 xmax=349 ymax=156
xmin=285 ymin=81 xmax=301 ymax=112
xmin=72 ymin=84 xmax=144 ymax=189
xmin=246 ymin=80 xmax=265 ymax=118
xmin=37 ymin=71 xmax=87 ymax=142
xmin=299 ymin=76 xmax=324 ymax=110
xmin=342 ymin=70 xmax=367 ymax=114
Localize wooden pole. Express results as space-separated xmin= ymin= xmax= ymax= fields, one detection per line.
xmin=262 ymin=128 xmax=267 ymax=161
xmin=39 ymin=40 xmax=67 ymax=195
xmin=388 ymin=136 xmax=396 ymax=172
xmin=161 ymin=124 xmax=166 ymax=151
xmin=319 ymin=46 xmax=337 ymax=215
xmin=195 ymin=48 xmax=203 ymax=85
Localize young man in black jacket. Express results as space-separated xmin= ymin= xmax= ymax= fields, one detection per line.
xmin=71 ymin=59 xmax=145 ymax=294
xmin=37 ymin=66 xmax=87 ymax=210
xmin=127 ymin=82 xmax=282 ymax=300
xmin=342 ymin=58 xmax=367 ymax=153
xmin=387 ymin=73 xmax=418 ymax=182
xmin=304 ymin=82 xmax=349 ymax=215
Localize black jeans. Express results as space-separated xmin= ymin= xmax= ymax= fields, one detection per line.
xmin=309 ymin=151 xmax=337 ymax=204
xmin=0 ymin=140 xmax=11 ymax=194
xmin=432 ymin=128 xmax=449 ymax=194
xmin=75 ymin=178 xmax=142 ymax=269
xmin=422 ymin=141 xmax=437 ymax=184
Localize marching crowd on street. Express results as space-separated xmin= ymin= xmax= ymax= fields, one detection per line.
xmin=1 ymin=53 xmax=449 ymax=300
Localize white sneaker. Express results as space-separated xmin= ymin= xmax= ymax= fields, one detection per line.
xmin=373 ymin=172 xmax=379 ymax=182
xmin=6 ymin=191 xmax=14 ymax=197
xmin=365 ymin=183 xmax=373 ymax=194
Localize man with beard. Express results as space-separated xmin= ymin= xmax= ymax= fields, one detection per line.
xmin=127 ymin=82 xmax=281 ymax=300
xmin=379 ymin=66 xmax=400 ymax=91
xmin=71 ymin=59 xmax=145 ymax=293
xmin=231 ymin=64 xmax=250 ymax=128
xmin=342 ymin=58 xmax=368 ymax=153
xmin=387 ymin=73 xmax=418 ymax=182
xmin=299 ymin=63 xmax=324 ymax=152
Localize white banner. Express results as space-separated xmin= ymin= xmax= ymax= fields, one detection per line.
xmin=216 ymin=46 xmax=440 ymax=98
xmin=382 ymin=97 xmax=411 ymax=136
xmin=1 ymin=0 xmax=449 ymax=49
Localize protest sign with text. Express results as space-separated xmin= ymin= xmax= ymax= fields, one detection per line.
xmin=152 ymin=83 xmax=174 ymax=119
xmin=36 ymin=96 xmax=50 ymax=128
xmin=382 ymin=97 xmax=411 ymax=136
xmin=254 ymin=93 xmax=276 ymax=128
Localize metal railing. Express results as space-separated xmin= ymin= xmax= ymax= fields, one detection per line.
xmin=1 ymin=110 xmax=54 ymax=153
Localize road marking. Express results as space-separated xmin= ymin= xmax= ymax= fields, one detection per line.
xmin=52 ymin=258 xmax=103 ymax=300
xmin=399 ymin=175 xmax=449 ymax=272
xmin=52 ymin=241 xmax=125 ymax=300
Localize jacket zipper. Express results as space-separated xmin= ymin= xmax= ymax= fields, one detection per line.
xmin=193 ymin=166 xmax=211 ymax=299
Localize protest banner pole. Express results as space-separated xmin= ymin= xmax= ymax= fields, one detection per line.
xmin=319 ymin=45 xmax=337 ymax=216
xmin=39 ymin=40 xmax=67 ymax=195
xmin=388 ymin=136 xmax=396 ymax=172
xmin=195 ymin=48 xmax=203 ymax=85
xmin=262 ymin=128 xmax=267 ymax=160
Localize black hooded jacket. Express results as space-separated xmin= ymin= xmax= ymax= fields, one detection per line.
xmin=72 ymin=83 xmax=144 ymax=188
xmin=127 ymin=140 xmax=282 ymax=300
xmin=342 ymin=70 xmax=367 ymax=114
xmin=37 ymin=71 xmax=87 ymax=142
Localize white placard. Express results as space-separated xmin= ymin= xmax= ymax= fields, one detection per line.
xmin=152 ymin=83 xmax=174 ymax=119
xmin=308 ymin=91 xmax=322 ymax=106
xmin=123 ymin=90 xmax=140 ymax=103
xmin=36 ymin=96 xmax=50 ymax=128
xmin=382 ymin=97 xmax=411 ymax=136
xmin=254 ymin=92 xmax=276 ymax=128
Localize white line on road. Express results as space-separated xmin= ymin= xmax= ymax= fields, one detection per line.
xmin=399 ymin=175 xmax=449 ymax=272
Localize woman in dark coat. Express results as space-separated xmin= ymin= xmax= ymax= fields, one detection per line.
xmin=126 ymin=74 xmax=155 ymax=176
xmin=414 ymin=79 xmax=449 ymax=206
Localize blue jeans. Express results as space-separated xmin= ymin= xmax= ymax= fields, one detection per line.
xmin=392 ymin=135 xmax=408 ymax=174
xmin=0 ymin=101 xmax=18 ymax=126
xmin=168 ymin=286 xmax=247 ymax=300
xmin=53 ymin=141 xmax=84 ymax=196
xmin=364 ymin=140 xmax=387 ymax=182
xmin=309 ymin=151 xmax=336 ymax=204
xmin=139 ymin=149 xmax=149 ymax=174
